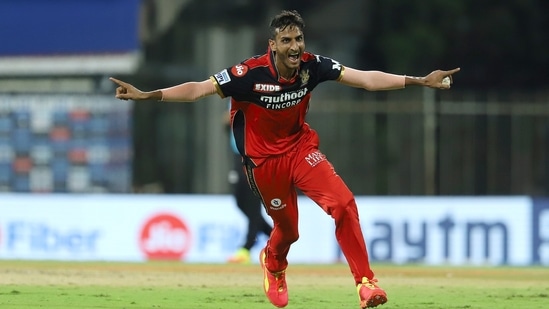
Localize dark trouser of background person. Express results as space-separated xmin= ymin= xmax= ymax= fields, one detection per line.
xmin=228 ymin=153 xmax=273 ymax=264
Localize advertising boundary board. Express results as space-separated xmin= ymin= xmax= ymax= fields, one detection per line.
xmin=353 ymin=196 xmax=533 ymax=266
xmin=0 ymin=194 xmax=544 ymax=265
xmin=531 ymin=198 xmax=549 ymax=265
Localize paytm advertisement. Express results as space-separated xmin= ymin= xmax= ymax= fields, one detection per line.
xmin=0 ymin=194 xmax=546 ymax=266
xmin=354 ymin=197 xmax=535 ymax=266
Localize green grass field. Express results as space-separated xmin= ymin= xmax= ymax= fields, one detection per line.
xmin=0 ymin=260 xmax=547 ymax=309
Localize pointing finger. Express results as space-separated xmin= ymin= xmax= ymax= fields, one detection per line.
xmin=109 ymin=77 xmax=128 ymax=87
xmin=447 ymin=68 xmax=460 ymax=75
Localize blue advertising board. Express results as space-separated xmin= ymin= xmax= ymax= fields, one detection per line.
xmin=532 ymin=199 xmax=549 ymax=265
xmin=0 ymin=0 xmax=140 ymax=56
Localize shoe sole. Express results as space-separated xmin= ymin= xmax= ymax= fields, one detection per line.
xmin=361 ymin=293 xmax=388 ymax=308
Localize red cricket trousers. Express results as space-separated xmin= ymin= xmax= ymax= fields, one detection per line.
xmin=245 ymin=129 xmax=375 ymax=284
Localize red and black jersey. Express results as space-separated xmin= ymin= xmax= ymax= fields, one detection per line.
xmin=211 ymin=48 xmax=343 ymax=166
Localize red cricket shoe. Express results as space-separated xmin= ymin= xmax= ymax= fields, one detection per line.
xmin=357 ymin=277 xmax=387 ymax=308
xmin=259 ymin=248 xmax=288 ymax=308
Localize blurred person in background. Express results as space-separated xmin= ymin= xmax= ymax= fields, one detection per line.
xmin=224 ymin=108 xmax=273 ymax=264
xmin=110 ymin=9 xmax=459 ymax=309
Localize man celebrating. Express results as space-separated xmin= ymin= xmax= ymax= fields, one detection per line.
xmin=111 ymin=10 xmax=459 ymax=309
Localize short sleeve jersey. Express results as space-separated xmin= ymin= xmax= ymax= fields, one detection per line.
xmin=211 ymin=49 xmax=343 ymax=166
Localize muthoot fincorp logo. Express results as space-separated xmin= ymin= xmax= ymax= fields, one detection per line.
xmin=260 ymin=88 xmax=308 ymax=109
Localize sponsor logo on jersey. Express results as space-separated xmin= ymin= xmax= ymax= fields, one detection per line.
xmin=304 ymin=150 xmax=326 ymax=167
xmin=260 ymin=88 xmax=309 ymax=110
xmin=214 ymin=69 xmax=231 ymax=85
xmin=270 ymin=198 xmax=286 ymax=210
xmin=253 ymin=83 xmax=281 ymax=93
xmin=315 ymin=55 xmax=342 ymax=71
xmin=331 ymin=59 xmax=342 ymax=71
xmin=231 ymin=64 xmax=249 ymax=77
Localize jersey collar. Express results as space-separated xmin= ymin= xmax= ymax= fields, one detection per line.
xmin=268 ymin=46 xmax=299 ymax=85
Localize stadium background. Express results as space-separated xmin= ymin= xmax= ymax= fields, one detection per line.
xmin=0 ymin=0 xmax=548 ymax=267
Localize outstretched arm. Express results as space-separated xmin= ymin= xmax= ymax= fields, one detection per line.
xmin=109 ymin=77 xmax=217 ymax=102
xmin=339 ymin=67 xmax=460 ymax=91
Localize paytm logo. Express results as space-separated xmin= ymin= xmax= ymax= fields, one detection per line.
xmin=364 ymin=215 xmax=510 ymax=265
xmin=5 ymin=221 xmax=100 ymax=253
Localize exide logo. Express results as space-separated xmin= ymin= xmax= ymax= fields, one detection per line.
xmin=139 ymin=213 xmax=191 ymax=260
xmin=253 ymin=83 xmax=281 ymax=93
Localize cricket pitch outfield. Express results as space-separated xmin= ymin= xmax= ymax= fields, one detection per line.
xmin=0 ymin=260 xmax=548 ymax=308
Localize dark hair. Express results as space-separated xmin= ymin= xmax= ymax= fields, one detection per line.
xmin=269 ymin=10 xmax=305 ymax=39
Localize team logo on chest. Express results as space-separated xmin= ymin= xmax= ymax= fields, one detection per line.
xmin=300 ymin=69 xmax=309 ymax=86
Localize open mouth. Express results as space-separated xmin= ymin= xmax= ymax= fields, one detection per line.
xmin=288 ymin=53 xmax=300 ymax=63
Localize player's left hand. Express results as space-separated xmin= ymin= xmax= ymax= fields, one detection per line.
xmin=424 ymin=68 xmax=461 ymax=89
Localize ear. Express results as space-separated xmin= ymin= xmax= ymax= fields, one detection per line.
xmin=268 ymin=39 xmax=276 ymax=52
